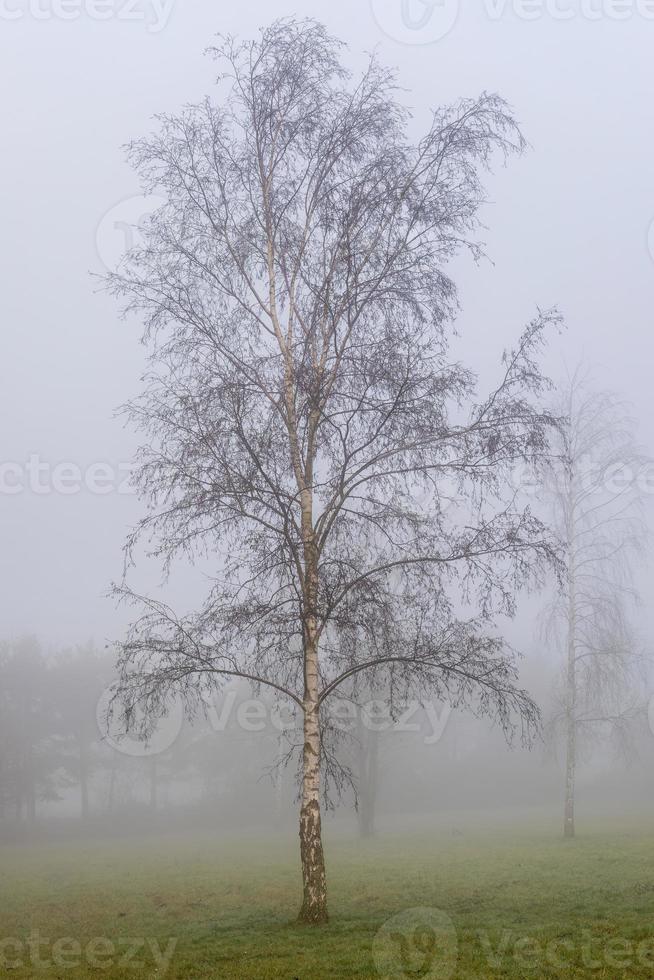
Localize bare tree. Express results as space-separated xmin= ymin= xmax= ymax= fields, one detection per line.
xmin=50 ymin=644 xmax=106 ymax=822
xmin=0 ymin=638 xmax=61 ymax=825
xmin=104 ymin=19 xmax=561 ymax=923
xmin=541 ymin=371 xmax=647 ymax=839
xmin=355 ymin=704 xmax=380 ymax=839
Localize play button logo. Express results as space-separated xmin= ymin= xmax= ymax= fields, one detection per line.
xmin=373 ymin=907 xmax=458 ymax=979
xmin=370 ymin=0 xmax=460 ymax=44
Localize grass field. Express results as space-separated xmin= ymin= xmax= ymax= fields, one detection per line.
xmin=2 ymin=818 xmax=654 ymax=978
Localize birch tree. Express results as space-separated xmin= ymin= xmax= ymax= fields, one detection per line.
xmin=355 ymin=706 xmax=380 ymax=839
xmin=542 ymin=373 xmax=647 ymax=838
xmin=105 ymin=19 xmax=561 ymax=923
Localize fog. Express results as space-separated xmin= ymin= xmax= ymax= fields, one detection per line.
xmin=2 ymin=639 xmax=653 ymax=838
xmin=1 ymin=3 xmax=654 ymax=978
xmin=2 ymin=3 xmax=654 ymax=645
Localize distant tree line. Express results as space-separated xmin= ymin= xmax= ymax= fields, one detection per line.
xmin=0 ymin=639 xmax=282 ymax=829
xmin=1 ymin=627 xmax=652 ymax=838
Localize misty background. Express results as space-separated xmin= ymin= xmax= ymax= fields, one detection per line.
xmin=1 ymin=1 xmax=654 ymax=836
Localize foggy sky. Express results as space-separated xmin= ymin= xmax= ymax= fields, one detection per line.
xmin=1 ymin=0 xmax=653 ymax=647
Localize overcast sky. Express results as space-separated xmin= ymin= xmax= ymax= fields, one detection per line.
xmin=1 ymin=0 xmax=653 ymax=647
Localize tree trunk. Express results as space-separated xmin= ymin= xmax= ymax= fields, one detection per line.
xmin=298 ymin=699 xmax=327 ymax=923
xmin=106 ymin=755 xmax=119 ymax=812
xmin=26 ymin=744 xmax=36 ymax=824
xmin=298 ymin=643 xmax=328 ymax=924
xmin=563 ymin=632 xmax=576 ymax=838
xmin=27 ymin=790 xmax=36 ymax=824
xmin=563 ymin=715 xmax=575 ymax=838
xmin=149 ymin=757 xmax=158 ymax=812
xmin=79 ymin=738 xmax=89 ymax=822
xmin=564 ymin=539 xmax=576 ymax=839
xmin=357 ymin=713 xmax=379 ymax=839
xmin=273 ymin=733 xmax=284 ymax=829
xmin=296 ymin=475 xmax=328 ymax=924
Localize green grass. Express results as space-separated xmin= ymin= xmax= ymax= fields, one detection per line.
xmin=2 ymin=819 xmax=654 ymax=978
